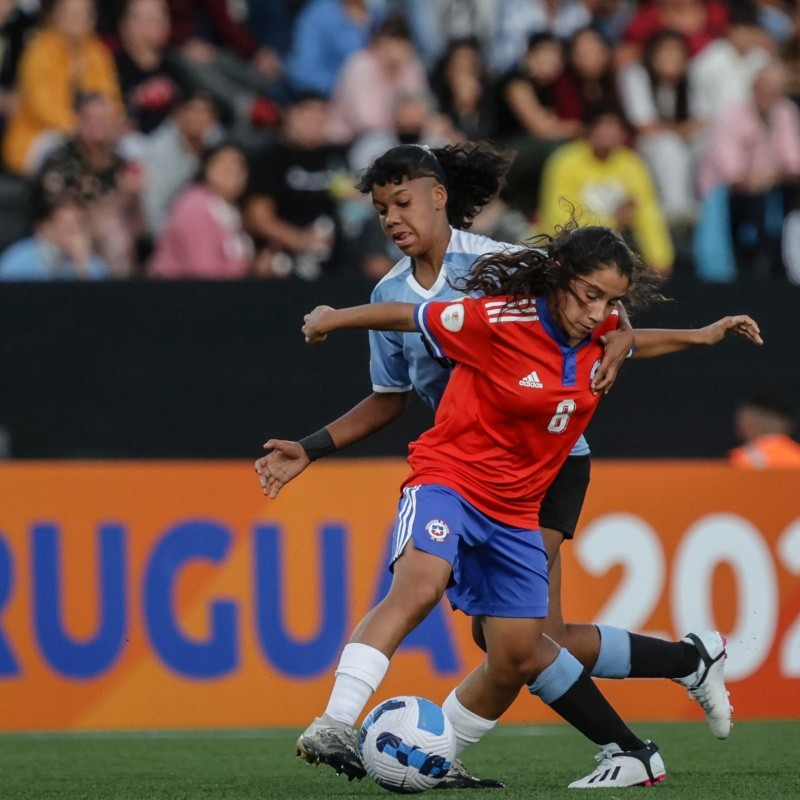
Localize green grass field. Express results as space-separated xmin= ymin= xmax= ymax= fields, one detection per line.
xmin=1 ymin=721 xmax=798 ymax=800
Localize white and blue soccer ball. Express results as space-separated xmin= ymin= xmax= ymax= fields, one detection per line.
xmin=358 ymin=696 xmax=457 ymax=794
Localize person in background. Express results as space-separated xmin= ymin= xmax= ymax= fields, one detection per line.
xmin=618 ymin=29 xmax=703 ymax=229
xmin=285 ymin=0 xmax=383 ymax=98
xmin=539 ymin=100 xmax=674 ymax=275
xmin=694 ymin=60 xmax=800 ymax=281
xmin=430 ymin=37 xmax=496 ymax=142
xmin=325 ymin=13 xmax=430 ymax=146
xmin=555 ymin=26 xmax=619 ymax=123
xmin=141 ymin=88 xmax=221 ymax=238
xmin=730 ymin=393 xmax=800 ymax=468
xmin=491 ymin=0 xmax=592 ymax=75
xmin=583 ymin=0 xmax=635 ymax=47
xmin=689 ymin=2 xmax=772 ymax=126
xmin=114 ymin=0 xmax=186 ymax=138
xmin=166 ymin=0 xmax=287 ymax=146
xmin=149 ymin=140 xmax=252 ymax=279
xmin=244 ymin=91 xmax=347 ymax=279
xmin=0 ymin=0 xmax=37 ymax=143
xmin=396 ymin=0 xmax=498 ymax=69
xmin=620 ymin=0 xmax=728 ymax=64
xmin=2 ymin=0 xmax=123 ymax=174
xmin=0 ymin=194 xmax=108 ymax=279
xmin=495 ymin=32 xmax=581 ymax=217
xmin=35 ymin=91 xmax=143 ymax=277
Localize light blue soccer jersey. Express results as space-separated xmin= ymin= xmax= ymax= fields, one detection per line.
xmin=369 ymin=227 xmax=590 ymax=457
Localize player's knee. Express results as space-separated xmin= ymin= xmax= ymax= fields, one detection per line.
xmin=385 ymin=579 xmax=444 ymax=624
xmin=487 ymin=646 xmax=540 ymax=689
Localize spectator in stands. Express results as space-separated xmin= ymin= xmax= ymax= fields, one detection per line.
xmin=689 ymin=2 xmax=772 ymax=125
xmin=0 ymin=194 xmax=108 ymax=280
xmin=491 ymin=0 xmax=592 ymax=75
xmin=149 ymin=140 xmax=253 ymax=278
xmin=246 ymin=0 xmax=291 ymax=59
xmin=3 ymin=0 xmax=123 ymax=175
xmin=397 ymin=0 xmax=498 ymax=69
xmin=115 ymin=0 xmax=186 ymax=137
xmin=326 ymin=13 xmax=429 ymax=146
xmin=245 ymin=91 xmax=347 ymax=279
xmin=285 ymin=0 xmax=382 ymax=98
xmin=556 ymin=27 xmax=618 ymax=123
xmin=166 ymin=0 xmax=287 ymax=146
xmin=694 ymin=60 xmax=800 ymax=280
xmin=620 ymin=0 xmax=728 ymax=64
xmin=142 ymin=88 xmax=222 ymax=237
xmin=0 ymin=0 xmax=37 ymax=142
xmin=583 ymin=0 xmax=635 ymax=46
xmin=539 ymin=100 xmax=674 ymax=274
xmin=495 ymin=32 xmax=581 ymax=216
xmin=430 ymin=37 xmax=496 ymax=141
xmin=729 ymin=393 xmax=800 ymax=468
xmin=35 ymin=92 xmax=144 ymax=277
xmin=618 ymin=29 xmax=702 ymax=228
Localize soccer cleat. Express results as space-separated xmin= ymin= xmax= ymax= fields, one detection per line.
xmin=295 ymin=714 xmax=366 ymax=781
xmin=672 ymin=630 xmax=732 ymax=739
xmin=568 ymin=741 xmax=666 ymax=789
xmin=433 ymin=758 xmax=506 ymax=789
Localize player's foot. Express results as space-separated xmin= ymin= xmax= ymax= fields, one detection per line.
xmin=568 ymin=741 xmax=665 ymax=789
xmin=295 ymin=714 xmax=365 ymax=781
xmin=433 ymin=757 xmax=506 ymax=789
xmin=672 ymin=630 xmax=732 ymax=739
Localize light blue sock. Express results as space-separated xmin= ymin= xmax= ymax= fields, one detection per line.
xmin=591 ymin=625 xmax=632 ymax=678
xmin=527 ymin=647 xmax=583 ymax=704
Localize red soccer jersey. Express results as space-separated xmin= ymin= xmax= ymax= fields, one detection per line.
xmin=405 ymin=295 xmax=619 ymax=529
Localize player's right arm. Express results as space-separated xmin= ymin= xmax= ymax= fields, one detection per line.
xmin=255 ymin=391 xmax=410 ymax=499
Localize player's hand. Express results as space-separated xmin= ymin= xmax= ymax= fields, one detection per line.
xmin=254 ymin=439 xmax=311 ymax=499
xmin=302 ymin=305 xmax=334 ymax=343
xmin=701 ymin=315 xmax=763 ymax=346
xmin=593 ymin=327 xmax=635 ymax=394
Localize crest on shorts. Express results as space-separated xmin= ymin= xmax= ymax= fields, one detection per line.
xmin=425 ymin=519 xmax=450 ymax=542
xmin=590 ymin=359 xmax=602 ymax=383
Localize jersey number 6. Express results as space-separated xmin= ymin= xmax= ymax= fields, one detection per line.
xmin=547 ymin=399 xmax=576 ymax=434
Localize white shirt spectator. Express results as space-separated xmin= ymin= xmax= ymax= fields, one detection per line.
xmin=689 ymin=38 xmax=770 ymax=122
xmin=491 ymin=0 xmax=591 ymax=75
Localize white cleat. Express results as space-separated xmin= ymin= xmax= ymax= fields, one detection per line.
xmin=568 ymin=741 xmax=665 ymax=789
xmin=673 ymin=631 xmax=733 ymax=739
xmin=295 ymin=714 xmax=365 ymax=781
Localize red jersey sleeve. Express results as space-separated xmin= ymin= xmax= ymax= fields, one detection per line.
xmin=414 ymin=298 xmax=491 ymax=370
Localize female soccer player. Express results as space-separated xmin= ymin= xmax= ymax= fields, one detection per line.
xmin=256 ymin=145 xmax=759 ymax=780
xmin=295 ymin=225 xmax=671 ymax=789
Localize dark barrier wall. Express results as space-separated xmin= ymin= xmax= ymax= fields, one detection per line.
xmin=0 ymin=279 xmax=797 ymax=459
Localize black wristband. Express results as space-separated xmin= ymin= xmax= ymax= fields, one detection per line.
xmin=299 ymin=428 xmax=337 ymax=462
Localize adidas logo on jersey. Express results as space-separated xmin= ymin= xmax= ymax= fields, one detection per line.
xmin=519 ymin=371 xmax=544 ymax=389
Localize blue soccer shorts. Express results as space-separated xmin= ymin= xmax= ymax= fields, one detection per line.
xmin=390 ymin=483 xmax=548 ymax=618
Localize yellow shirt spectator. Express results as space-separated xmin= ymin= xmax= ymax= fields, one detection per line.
xmin=539 ymin=109 xmax=674 ymax=273
xmin=3 ymin=27 xmax=122 ymax=174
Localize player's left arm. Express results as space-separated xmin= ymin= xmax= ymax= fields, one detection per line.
xmin=631 ymin=315 xmax=763 ymax=359
xmin=591 ymin=304 xmax=635 ymax=395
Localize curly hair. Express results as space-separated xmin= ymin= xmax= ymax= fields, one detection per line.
xmin=456 ymin=223 xmax=664 ymax=312
xmin=355 ymin=141 xmax=514 ymax=230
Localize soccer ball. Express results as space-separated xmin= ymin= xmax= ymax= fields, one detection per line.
xmin=358 ymin=696 xmax=457 ymax=793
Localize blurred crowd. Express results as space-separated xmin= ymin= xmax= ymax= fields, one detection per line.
xmin=0 ymin=0 xmax=798 ymax=282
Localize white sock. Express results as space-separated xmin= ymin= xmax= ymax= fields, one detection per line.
xmin=324 ymin=642 xmax=390 ymax=725
xmin=442 ymin=688 xmax=497 ymax=756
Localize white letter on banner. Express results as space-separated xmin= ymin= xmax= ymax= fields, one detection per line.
xmin=672 ymin=513 xmax=777 ymax=681
xmin=575 ymin=513 xmax=668 ymax=639
xmin=778 ymin=518 xmax=800 ymax=677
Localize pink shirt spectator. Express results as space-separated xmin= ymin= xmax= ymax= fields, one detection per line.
xmin=698 ymin=97 xmax=800 ymax=197
xmin=326 ymin=47 xmax=429 ymax=144
xmin=149 ymin=184 xmax=253 ymax=278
